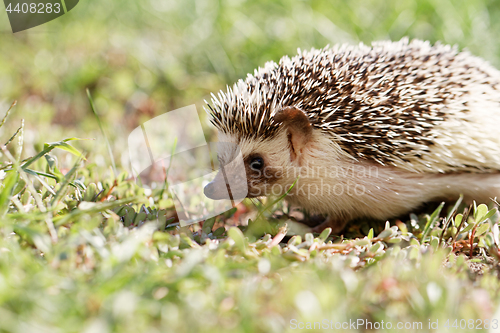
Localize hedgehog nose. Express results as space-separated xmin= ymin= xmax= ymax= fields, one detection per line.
xmin=204 ymin=181 xmax=216 ymax=199
xmin=204 ymin=179 xmax=235 ymax=200
xmin=204 ymin=181 xmax=228 ymax=200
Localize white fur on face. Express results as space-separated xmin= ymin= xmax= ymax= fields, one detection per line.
xmin=217 ymin=131 xmax=297 ymax=197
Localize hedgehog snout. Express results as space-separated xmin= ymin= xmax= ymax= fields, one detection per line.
xmin=203 ymin=181 xmax=221 ymax=200
xmin=204 ymin=171 xmax=248 ymax=200
xmin=203 ymin=175 xmax=230 ymax=200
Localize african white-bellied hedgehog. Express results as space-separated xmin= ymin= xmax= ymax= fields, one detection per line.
xmin=203 ymin=38 xmax=500 ymax=233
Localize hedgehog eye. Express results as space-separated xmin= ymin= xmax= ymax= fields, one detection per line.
xmin=249 ymin=157 xmax=264 ymax=171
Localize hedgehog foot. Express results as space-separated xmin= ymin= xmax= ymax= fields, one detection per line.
xmin=310 ymin=216 xmax=348 ymax=234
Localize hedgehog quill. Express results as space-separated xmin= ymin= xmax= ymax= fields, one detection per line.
xmin=203 ymin=38 xmax=500 ymax=233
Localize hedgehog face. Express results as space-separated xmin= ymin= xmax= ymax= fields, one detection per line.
xmin=204 ymin=107 xmax=313 ymax=200
xmin=238 ymin=136 xmax=293 ymax=198
xmin=203 ymin=132 xmax=291 ymax=200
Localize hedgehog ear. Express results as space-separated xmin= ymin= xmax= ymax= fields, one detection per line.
xmin=274 ymin=106 xmax=313 ymax=162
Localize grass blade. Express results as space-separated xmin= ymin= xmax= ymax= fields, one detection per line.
xmin=54 ymin=196 xmax=141 ymax=226
xmin=421 ymin=201 xmax=444 ymax=241
xmin=50 ymin=156 xmax=84 ymax=207
xmin=0 ymin=101 xmax=16 ymax=130
xmin=253 ymin=176 xmax=299 ymax=222
xmin=86 ymin=89 xmax=117 ymax=178
xmin=0 ymin=170 xmax=19 ymax=217
xmin=21 ymin=138 xmax=88 ymax=170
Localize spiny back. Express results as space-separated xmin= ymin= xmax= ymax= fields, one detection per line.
xmin=206 ymin=38 xmax=500 ymax=173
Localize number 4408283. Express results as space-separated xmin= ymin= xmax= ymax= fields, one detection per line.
xmin=6 ymin=2 xmax=61 ymax=14
xmin=443 ymin=319 xmax=498 ymax=330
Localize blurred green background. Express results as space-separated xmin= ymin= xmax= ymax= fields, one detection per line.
xmin=2 ymin=0 xmax=500 ymax=172
xmin=2 ymin=2 xmax=500 ymax=332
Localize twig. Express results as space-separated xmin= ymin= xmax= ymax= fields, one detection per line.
xmin=269 ymin=225 xmax=288 ymax=247
xmin=439 ymin=195 xmax=463 ymax=247
xmin=470 ymin=223 xmax=478 ymax=257
xmin=451 ymin=203 xmax=472 ymax=252
xmin=4 ymin=124 xmax=23 ymax=147
xmin=99 ymin=179 xmax=118 ymax=202
xmin=0 ymin=101 xmax=16 ymax=130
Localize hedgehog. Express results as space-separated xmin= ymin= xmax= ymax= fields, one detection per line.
xmin=203 ymin=38 xmax=500 ymax=233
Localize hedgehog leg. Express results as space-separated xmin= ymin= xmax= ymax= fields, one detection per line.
xmin=310 ymin=216 xmax=348 ymax=234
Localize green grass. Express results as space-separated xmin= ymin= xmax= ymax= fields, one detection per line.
xmin=3 ymin=0 xmax=500 ymax=332
xmin=1 ymin=112 xmax=500 ymax=332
